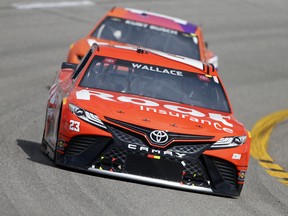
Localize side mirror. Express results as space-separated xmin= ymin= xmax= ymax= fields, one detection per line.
xmin=205 ymin=41 xmax=208 ymax=48
xmin=58 ymin=62 xmax=77 ymax=81
xmin=61 ymin=62 xmax=77 ymax=70
xmin=58 ymin=68 xmax=74 ymax=82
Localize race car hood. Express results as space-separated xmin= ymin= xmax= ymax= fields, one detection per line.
xmin=69 ymin=37 xmax=137 ymax=64
xmin=70 ymin=88 xmax=246 ymax=139
xmin=74 ymin=37 xmax=135 ymax=56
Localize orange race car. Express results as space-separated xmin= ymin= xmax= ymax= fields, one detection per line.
xmin=43 ymin=43 xmax=250 ymax=197
xmin=67 ymin=7 xmax=218 ymax=67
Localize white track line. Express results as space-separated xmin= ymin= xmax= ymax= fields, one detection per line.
xmin=12 ymin=1 xmax=94 ymax=10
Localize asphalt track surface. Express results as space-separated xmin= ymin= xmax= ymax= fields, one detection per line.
xmin=0 ymin=0 xmax=287 ymax=215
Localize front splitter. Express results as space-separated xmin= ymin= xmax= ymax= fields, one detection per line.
xmin=88 ymin=167 xmax=213 ymax=193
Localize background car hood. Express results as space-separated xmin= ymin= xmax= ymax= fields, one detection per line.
xmin=70 ymin=88 xmax=245 ymax=139
xmin=79 ymin=37 xmax=135 ymax=52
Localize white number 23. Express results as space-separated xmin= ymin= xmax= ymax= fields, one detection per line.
xmin=69 ymin=120 xmax=80 ymax=132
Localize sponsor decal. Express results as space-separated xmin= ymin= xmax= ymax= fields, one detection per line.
xmin=232 ymin=153 xmax=241 ymax=160
xmin=76 ymin=90 xmax=234 ymax=133
xmin=149 ymin=25 xmax=177 ymax=35
xmin=47 ymin=84 xmax=58 ymax=119
xmin=56 ymin=140 xmax=66 ymax=154
xmin=238 ymin=170 xmax=246 ymax=181
xmin=48 ymin=84 xmax=57 ymax=104
xmin=197 ymin=74 xmax=211 ymax=82
xmin=103 ymin=58 xmax=116 ymax=64
xmin=125 ymin=20 xmax=148 ymax=28
xmin=181 ymin=161 xmax=186 ymax=167
xmin=128 ymin=144 xmax=186 ymax=158
xmin=213 ymin=76 xmax=219 ymax=84
xmin=192 ymin=34 xmax=198 ymax=44
xmin=147 ymin=154 xmax=161 ymax=159
xmin=57 ymin=140 xmax=66 ymax=151
xmin=125 ymin=20 xmax=177 ymax=35
xmin=62 ymin=97 xmax=67 ymax=105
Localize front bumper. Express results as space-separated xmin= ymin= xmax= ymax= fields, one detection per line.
xmin=55 ymin=130 xmax=245 ymax=197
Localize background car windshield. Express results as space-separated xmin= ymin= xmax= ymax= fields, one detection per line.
xmin=92 ymin=17 xmax=200 ymax=60
xmin=80 ymin=56 xmax=230 ymax=112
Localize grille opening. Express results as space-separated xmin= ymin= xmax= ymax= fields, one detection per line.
xmin=106 ymin=122 xmax=214 ymax=152
xmin=213 ymin=157 xmax=237 ymax=186
xmin=107 ymin=125 xmax=146 ymax=146
xmin=96 ymin=146 xmax=210 ymax=187
xmin=66 ymin=136 xmax=103 ymax=156
xmin=168 ymin=143 xmax=212 ymax=154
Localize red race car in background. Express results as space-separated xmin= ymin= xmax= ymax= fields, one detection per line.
xmin=67 ymin=7 xmax=218 ymax=67
xmin=43 ymin=42 xmax=250 ymax=197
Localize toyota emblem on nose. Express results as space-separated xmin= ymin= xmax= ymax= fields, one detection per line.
xmin=149 ymin=130 xmax=169 ymax=144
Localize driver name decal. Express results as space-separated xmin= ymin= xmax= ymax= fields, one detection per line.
xmin=125 ymin=20 xmax=178 ymax=35
xmin=132 ymin=63 xmax=183 ymax=76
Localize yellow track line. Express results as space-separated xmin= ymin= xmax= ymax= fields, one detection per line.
xmin=251 ymin=110 xmax=288 ymax=186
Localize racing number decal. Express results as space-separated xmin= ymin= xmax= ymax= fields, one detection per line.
xmin=69 ymin=120 xmax=80 ymax=132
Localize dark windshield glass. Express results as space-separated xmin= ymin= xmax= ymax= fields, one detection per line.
xmin=92 ymin=17 xmax=200 ymax=60
xmin=80 ymin=56 xmax=230 ymax=112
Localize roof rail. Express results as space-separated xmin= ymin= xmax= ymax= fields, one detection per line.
xmin=110 ymin=6 xmax=116 ymax=12
xmin=91 ymin=43 xmax=100 ymax=52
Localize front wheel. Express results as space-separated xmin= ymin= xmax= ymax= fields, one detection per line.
xmin=41 ymin=104 xmax=62 ymax=162
xmin=41 ymin=127 xmax=56 ymax=162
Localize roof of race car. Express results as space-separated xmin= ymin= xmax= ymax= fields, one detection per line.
xmin=89 ymin=42 xmax=216 ymax=75
xmin=105 ymin=7 xmax=198 ymax=33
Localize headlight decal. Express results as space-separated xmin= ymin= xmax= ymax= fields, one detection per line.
xmin=69 ymin=103 xmax=107 ymax=129
xmin=211 ymin=136 xmax=246 ymax=148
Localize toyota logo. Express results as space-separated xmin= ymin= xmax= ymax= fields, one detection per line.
xmin=149 ymin=130 xmax=169 ymax=144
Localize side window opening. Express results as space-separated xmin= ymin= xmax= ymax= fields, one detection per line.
xmin=72 ymin=49 xmax=93 ymax=79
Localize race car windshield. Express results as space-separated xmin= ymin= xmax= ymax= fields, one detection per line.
xmin=92 ymin=17 xmax=200 ymax=60
xmin=80 ymin=56 xmax=231 ymax=112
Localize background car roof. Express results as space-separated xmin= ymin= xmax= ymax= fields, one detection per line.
xmin=106 ymin=7 xmax=199 ymax=33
